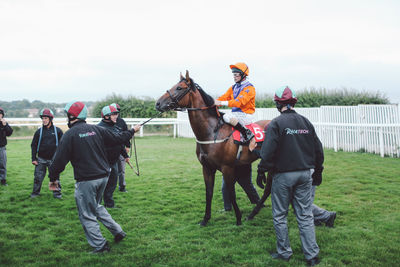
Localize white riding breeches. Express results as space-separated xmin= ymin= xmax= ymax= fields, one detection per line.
xmin=223 ymin=111 xmax=254 ymax=126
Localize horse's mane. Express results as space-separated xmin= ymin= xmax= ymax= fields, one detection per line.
xmin=191 ymin=81 xmax=215 ymax=107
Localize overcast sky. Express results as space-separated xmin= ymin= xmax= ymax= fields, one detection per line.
xmin=1 ymin=0 xmax=399 ymax=104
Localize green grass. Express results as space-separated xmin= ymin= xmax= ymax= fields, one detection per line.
xmin=0 ymin=137 xmax=399 ymax=266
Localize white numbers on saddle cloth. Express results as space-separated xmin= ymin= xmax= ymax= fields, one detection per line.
xmin=253 ymin=126 xmax=264 ymax=140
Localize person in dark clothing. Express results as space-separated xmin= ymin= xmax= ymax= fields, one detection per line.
xmin=0 ymin=107 xmax=13 ymax=186
xmin=111 ymin=103 xmax=131 ymax=192
xmin=48 ymin=101 xmax=141 ymax=253
xmin=221 ymin=165 xmax=261 ymax=211
xmin=30 ymin=108 xmax=63 ymax=198
xmin=257 ymin=86 xmax=324 ymax=266
xmin=98 ymin=105 xmax=129 ymax=208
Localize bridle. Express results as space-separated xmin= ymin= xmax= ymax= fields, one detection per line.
xmin=165 ymin=80 xmax=217 ymax=112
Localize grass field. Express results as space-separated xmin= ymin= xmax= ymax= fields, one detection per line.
xmin=0 ymin=137 xmax=399 ymax=266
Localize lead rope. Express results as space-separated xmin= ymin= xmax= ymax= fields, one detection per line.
xmin=128 ymin=112 xmax=162 ymax=176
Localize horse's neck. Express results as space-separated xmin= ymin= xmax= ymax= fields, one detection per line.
xmin=187 ymin=92 xmax=219 ymax=140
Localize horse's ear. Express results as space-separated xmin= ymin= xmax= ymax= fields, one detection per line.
xmin=185 ymin=70 xmax=190 ymax=83
xmin=180 ymin=72 xmax=184 ymax=81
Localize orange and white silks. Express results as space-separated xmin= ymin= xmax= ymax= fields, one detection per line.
xmin=217 ymin=80 xmax=256 ymax=114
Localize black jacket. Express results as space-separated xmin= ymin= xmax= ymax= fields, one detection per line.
xmin=98 ymin=119 xmax=129 ymax=164
xmin=0 ymin=123 xmax=13 ymax=147
xmin=31 ymin=124 xmax=63 ymax=161
xmin=115 ymin=117 xmax=131 ymax=148
xmin=48 ymin=121 xmax=134 ymax=182
xmin=258 ymin=109 xmax=324 ymax=173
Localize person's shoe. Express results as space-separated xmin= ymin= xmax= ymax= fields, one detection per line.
xmin=234 ymin=123 xmax=255 ymax=144
xmin=53 ymin=194 xmax=62 ymax=199
xmin=314 ymin=220 xmax=323 ymax=226
xmin=30 ymin=193 xmax=40 ymax=198
xmin=270 ymin=252 xmax=291 ymax=262
xmin=326 ymin=212 xmax=336 ymax=227
xmin=307 ymin=256 xmax=321 ymax=266
xmin=1 ymin=180 xmax=7 ymax=186
xmin=91 ymin=241 xmax=110 ymax=254
xmin=114 ymin=231 xmax=126 ymax=243
xmin=119 ymin=188 xmax=127 ymax=192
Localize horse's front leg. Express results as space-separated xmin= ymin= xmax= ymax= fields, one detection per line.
xmin=247 ymin=172 xmax=273 ymax=220
xmin=223 ymin=166 xmax=242 ymax=226
xmin=199 ymin=165 xmax=216 ymax=226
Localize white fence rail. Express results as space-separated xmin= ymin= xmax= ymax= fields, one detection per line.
xmin=8 ymin=118 xmax=179 ymax=138
xmin=7 ymin=105 xmax=400 ymax=157
xmin=177 ymin=105 xmax=400 ymax=158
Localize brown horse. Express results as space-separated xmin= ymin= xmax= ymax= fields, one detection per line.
xmin=156 ymin=71 xmax=272 ymax=226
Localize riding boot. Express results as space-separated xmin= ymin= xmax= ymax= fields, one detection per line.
xmin=234 ymin=123 xmax=254 ymax=144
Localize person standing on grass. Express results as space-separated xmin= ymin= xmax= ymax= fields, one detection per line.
xmin=98 ymin=105 xmax=129 ymax=208
xmin=257 ymin=86 xmax=324 ymax=266
xmin=0 ymin=107 xmax=13 ymax=186
xmin=30 ymin=108 xmax=63 ymax=199
xmin=110 ymin=103 xmax=130 ymax=193
xmin=48 ymin=101 xmax=141 ymax=253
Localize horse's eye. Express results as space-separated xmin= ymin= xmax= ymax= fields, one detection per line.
xmin=176 ymin=87 xmax=182 ymax=91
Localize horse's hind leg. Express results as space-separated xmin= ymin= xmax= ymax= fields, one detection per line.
xmin=247 ymin=173 xmax=272 ymax=220
xmin=223 ymin=167 xmax=242 ymax=226
xmin=199 ymin=165 xmax=216 ymax=226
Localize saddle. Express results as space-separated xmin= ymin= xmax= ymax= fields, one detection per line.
xmin=232 ymin=123 xmax=266 ymax=145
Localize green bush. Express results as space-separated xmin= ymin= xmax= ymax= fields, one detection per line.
xmin=91 ymin=93 xmax=175 ymax=118
xmin=256 ymin=87 xmax=389 ymax=107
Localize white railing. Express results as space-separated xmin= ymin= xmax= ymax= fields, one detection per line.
xmin=8 ymin=118 xmax=179 ymax=138
xmin=7 ymin=104 xmax=400 ymax=157
xmin=177 ymin=105 xmax=400 ymax=158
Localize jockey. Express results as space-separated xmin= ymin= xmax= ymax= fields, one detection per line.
xmin=214 ymin=62 xmax=255 ymax=144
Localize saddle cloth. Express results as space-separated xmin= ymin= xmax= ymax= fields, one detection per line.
xmin=233 ymin=123 xmax=266 ymax=144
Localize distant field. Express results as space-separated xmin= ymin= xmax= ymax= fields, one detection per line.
xmin=0 ymin=137 xmax=399 ymax=266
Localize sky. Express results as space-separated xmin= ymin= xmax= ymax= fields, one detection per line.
xmin=1 ymin=0 xmax=399 ymax=104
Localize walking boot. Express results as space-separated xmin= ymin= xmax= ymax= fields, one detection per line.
xmin=234 ymin=123 xmax=254 ymax=144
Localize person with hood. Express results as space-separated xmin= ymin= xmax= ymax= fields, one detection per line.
xmin=0 ymin=107 xmax=13 ymax=186
xmin=48 ymin=101 xmax=141 ymax=253
xmin=30 ymin=108 xmax=63 ymax=198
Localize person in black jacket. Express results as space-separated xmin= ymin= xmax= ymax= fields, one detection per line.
xmin=98 ymin=105 xmax=129 ymax=208
xmin=0 ymin=107 xmax=13 ymax=186
xmin=48 ymin=101 xmax=141 ymax=253
xmin=257 ymin=86 xmax=323 ymax=266
xmin=30 ymin=108 xmax=63 ymax=198
xmin=111 ymin=103 xmax=131 ymax=192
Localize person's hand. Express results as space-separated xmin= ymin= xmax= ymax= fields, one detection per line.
xmin=249 ymin=138 xmax=257 ymax=151
xmin=214 ymin=100 xmax=222 ymax=106
xmin=0 ymin=118 xmax=6 ymax=126
xmin=133 ymin=124 xmax=141 ymax=132
xmin=49 ymin=181 xmax=60 ymax=191
xmin=125 ymin=147 xmax=130 ymax=154
xmin=256 ymin=170 xmax=267 ymax=189
xmin=312 ymin=168 xmax=323 ymax=186
xmin=32 ymin=160 xmax=38 ymax=166
xmin=125 ymin=157 xmax=130 ymax=163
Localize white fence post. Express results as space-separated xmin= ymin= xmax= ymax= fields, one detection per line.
xmin=333 ymin=127 xmax=338 ymax=152
xmin=379 ymin=127 xmax=384 ymax=157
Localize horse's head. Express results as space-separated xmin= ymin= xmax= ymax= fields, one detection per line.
xmin=156 ymin=70 xmax=195 ymax=112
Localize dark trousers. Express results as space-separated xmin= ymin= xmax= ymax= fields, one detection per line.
xmin=103 ymin=162 xmax=119 ymax=208
xmin=0 ymin=147 xmax=6 ymax=181
xmin=117 ymin=155 xmax=126 ymax=190
xmin=32 ymin=157 xmax=62 ymax=197
xmin=221 ymin=164 xmax=260 ymax=210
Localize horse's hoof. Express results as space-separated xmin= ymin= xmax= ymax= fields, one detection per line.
xmin=199 ymin=220 xmax=208 ymax=227
xmin=246 ymin=216 xmax=254 ymax=221
xmin=236 ymin=221 xmax=242 ymax=226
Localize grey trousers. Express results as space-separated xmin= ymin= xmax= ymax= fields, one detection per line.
xmin=75 ymin=177 xmax=123 ymax=250
xmin=32 ymin=157 xmax=62 ymax=197
xmin=103 ymin=162 xmax=118 ymax=207
xmin=271 ymin=170 xmax=319 ymax=260
xmin=0 ymin=147 xmax=6 ymax=181
xmin=118 ymin=155 xmax=126 ymax=190
xmin=311 ymin=186 xmax=331 ymax=223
